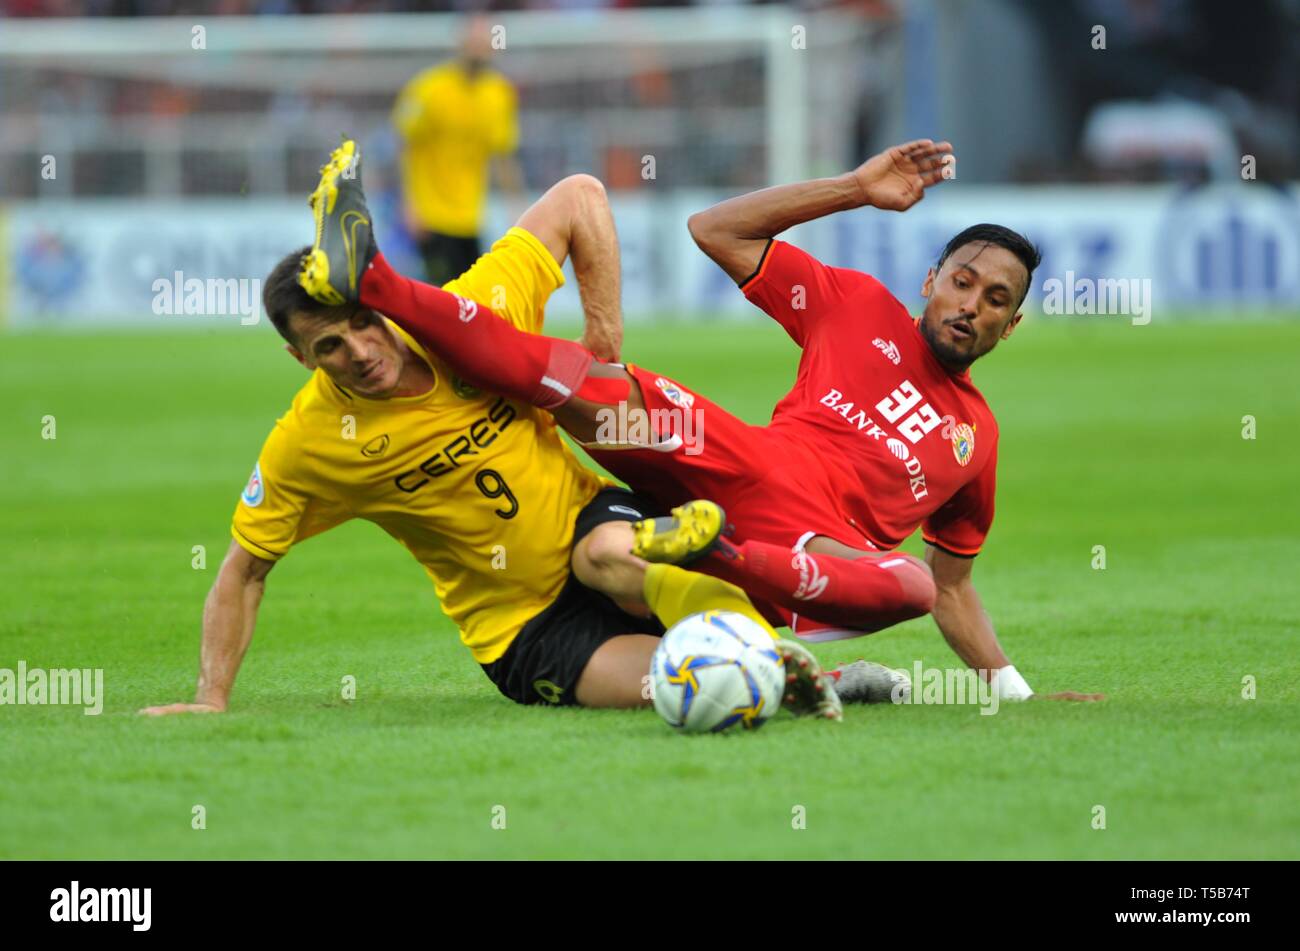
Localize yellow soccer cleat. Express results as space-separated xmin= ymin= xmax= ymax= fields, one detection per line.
xmin=298 ymin=137 xmax=376 ymax=307
xmin=631 ymin=500 xmax=727 ymax=566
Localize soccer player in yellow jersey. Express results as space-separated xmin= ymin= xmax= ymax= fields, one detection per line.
xmin=393 ymin=15 xmax=523 ymax=285
xmin=141 ymin=164 xmax=839 ymax=719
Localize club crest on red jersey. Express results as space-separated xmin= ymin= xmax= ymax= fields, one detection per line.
xmin=951 ymin=422 xmax=976 ymax=466
xmin=655 ymin=376 xmax=696 ymax=411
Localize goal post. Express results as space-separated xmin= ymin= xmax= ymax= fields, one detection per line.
xmin=0 ymin=8 xmax=892 ymax=325
xmin=0 ymin=7 xmax=885 ymax=198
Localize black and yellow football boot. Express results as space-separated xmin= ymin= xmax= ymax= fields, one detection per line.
xmin=630 ymin=500 xmax=728 ymax=566
xmin=634 ymin=501 xmax=843 ymax=720
xmin=298 ymin=137 xmax=377 ymax=306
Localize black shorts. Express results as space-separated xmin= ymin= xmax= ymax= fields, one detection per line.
xmin=481 ymin=487 xmax=665 ymax=706
xmin=419 ymin=231 xmax=482 ymax=287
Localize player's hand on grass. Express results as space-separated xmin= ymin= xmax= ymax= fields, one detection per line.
xmin=1033 ymin=691 xmax=1106 ymax=702
xmin=138 ymin=701 xmax=225 ymax=716
xmin=851 ymin=139 xmax=955 ymax=212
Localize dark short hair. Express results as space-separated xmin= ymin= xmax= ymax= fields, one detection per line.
xmin=262 ymin=246 xmax=356 ymax=345
xmin=937 ymin=224 xmax=1041 ymax=305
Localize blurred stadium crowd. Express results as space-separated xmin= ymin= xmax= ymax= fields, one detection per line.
xmin=4 ymin=0 xmax=823 ymax=14
xmin=1 ymin=0 xmax=1297 ymax=198
xmin=3 ymin=0 xmax=1296 ymax=324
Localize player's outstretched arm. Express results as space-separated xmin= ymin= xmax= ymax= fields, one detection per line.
xmin=925 ymin=545 xmax=1104 ymax=702
xmin=687 ymin=139 xmax=954 ymax=284
xmin=139 ymin=540 xmax=274 ymax=716
xmin=925 ymin=543 xmax=1011 ymax=673
xmin=516 ymin=174 xmax=623 ymax=362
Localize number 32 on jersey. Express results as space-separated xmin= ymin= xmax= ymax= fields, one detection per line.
xmin=876 ymin=381 xmax=942 ymax=444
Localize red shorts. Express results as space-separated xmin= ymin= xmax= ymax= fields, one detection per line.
xmin=586 ymin=365 xmax=880 ymax=554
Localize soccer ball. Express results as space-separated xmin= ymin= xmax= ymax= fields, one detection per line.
xmin=650 ymin=610 xmax=786 ymax=733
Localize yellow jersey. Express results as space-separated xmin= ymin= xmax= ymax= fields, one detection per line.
xmin=232 ymin=227 xmax=605 ymax=663
xmin=393 ymin=61 xmax=518 ymax=238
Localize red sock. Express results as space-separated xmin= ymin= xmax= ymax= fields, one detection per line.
xmin=705 ymin=540 xmax=936 ymax=633
xmin=359 ymin=252 xmax=592 ymax=409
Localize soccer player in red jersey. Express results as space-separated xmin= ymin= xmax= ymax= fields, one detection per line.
xmin=301 ymin=139 xmax=1102 ymax=703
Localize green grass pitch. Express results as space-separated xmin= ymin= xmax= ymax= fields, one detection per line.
xmin=2 ymin=316 xmax=1298 ymax=859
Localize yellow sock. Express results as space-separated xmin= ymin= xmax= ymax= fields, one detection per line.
xmin=643 ymin=563 xmax=779 ymax=642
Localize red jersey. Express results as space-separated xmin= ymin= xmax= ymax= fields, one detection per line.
xmin=741 ymin=239 xmax=999 ymax=556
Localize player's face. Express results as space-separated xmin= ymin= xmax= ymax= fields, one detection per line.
xmin=287 ymin=308 xmax=406 ymax=398
xmin=918 ymin=243 xmax=1026 ymax=370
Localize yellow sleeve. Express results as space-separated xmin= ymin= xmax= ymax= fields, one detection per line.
xmin=231 ymin=420 xmax=351 ymax=561
xmin=442 ymin=226 xmax=564 ymax=334
xmin=392 ymin=73 xmax=430 ymax=143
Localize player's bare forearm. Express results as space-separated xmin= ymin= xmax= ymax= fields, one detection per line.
xmin=195 ymin=565 xmax=264 ymax=708
xmin=930 ymin=578 xmax=1011 ymax=675
xmin=688 ymin=139 xmax=954 ymax=284
xmin=517 ymin=174 xmax=622 ymax=361
xmin=924 ymin=543 xmax=1011 ymax=675
xmin=687 ymin=175 xmax=864 ymax=283
xmin=568 ymin=180 xmax=622 ymax=361
xmin=140 ymin=540 xmax=271 ymax=716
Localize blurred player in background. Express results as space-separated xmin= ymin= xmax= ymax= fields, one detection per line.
xmin=392 ymin=14 xmax=524 ymax=286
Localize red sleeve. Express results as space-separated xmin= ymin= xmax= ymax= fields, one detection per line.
xmin=922 ymin=442 xmax=997 ymax=557
xmin=740 ymin=240 xmax=872 ymax=348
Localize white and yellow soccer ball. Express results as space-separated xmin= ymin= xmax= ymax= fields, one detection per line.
xmin=650 ymin=610 xmax=786 ymax=733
